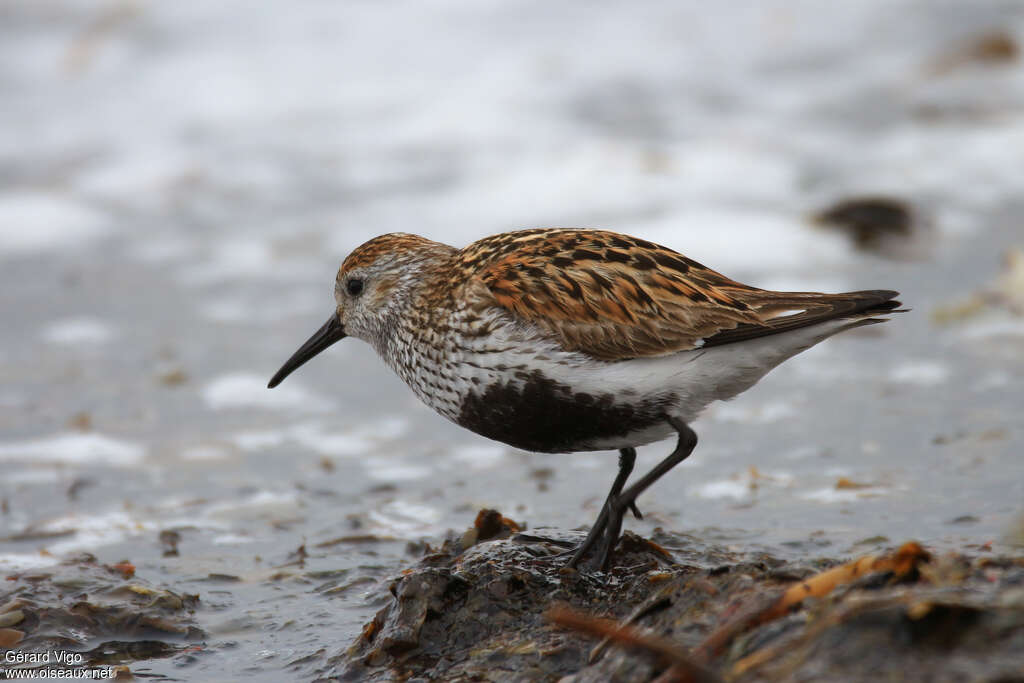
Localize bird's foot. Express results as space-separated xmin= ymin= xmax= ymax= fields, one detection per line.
xmin=514 ymin=498 xmax=642 ymax=570
xmin=566 ymin=494 xmax=636 ymax=571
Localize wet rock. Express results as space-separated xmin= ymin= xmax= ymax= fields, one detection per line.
xmin=1 ymin=553 xmax=204 ymax=675
xmin=159 ymin=529 xmax=181 ymax=557
xmin=323 ymin=513 xmax=1024 ymax=682
xmin=929 ymin=30 xmax=1020 ymax=75
xmin=459 ymin=507 xmax=522 ymax=549
xmin=158 ymin=368 xmax=188 ymax=386
xmin=0 ymin=609 xmax=25 ymax=628
xmin=68 ymin=411 xmax=92 ymax=430
xmin=812 ymin=196 xmax=928 ymax=259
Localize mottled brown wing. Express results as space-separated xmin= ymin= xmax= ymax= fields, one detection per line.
xmin=460 ymin=229 xmax=902 ymax=360
xmin=458 ymin=229 xmax=767 ymax=359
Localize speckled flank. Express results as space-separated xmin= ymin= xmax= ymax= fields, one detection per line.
xmin=328 ymin=228 xmax=901 ymax=453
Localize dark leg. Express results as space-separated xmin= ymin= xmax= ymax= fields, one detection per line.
xmin=516 ymin=448 xmax=643 ymax=555
xmin=614 ymin=448 xmax=645 ymax=519
xmin=566 ymin=448 xmax=638 ymax=566
xmin=570 ymin=417 xmax=698 ymax=570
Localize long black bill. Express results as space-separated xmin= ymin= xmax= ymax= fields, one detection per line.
xmin=267 ymin=314 xmax=346 ymax=388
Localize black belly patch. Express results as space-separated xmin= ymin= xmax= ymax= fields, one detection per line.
xmin=456 ymin=370 xmax=674 ymax=453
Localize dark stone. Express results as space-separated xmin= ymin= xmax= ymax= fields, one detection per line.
xmin=331 ymin=514 xmax=1024 ymax=683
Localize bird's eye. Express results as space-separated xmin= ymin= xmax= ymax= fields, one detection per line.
xmin=346 ymin=278 xmax=364 ymax=296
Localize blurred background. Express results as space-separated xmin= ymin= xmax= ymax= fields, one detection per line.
xmin=1 ymin=0 xmax=1023 ymax=679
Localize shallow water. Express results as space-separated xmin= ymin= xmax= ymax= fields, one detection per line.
xmin=2 ymin=1 xmax=1024 ymax=679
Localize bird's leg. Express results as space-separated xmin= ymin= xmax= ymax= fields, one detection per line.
xmin=618 ymin=449 xmax=645 ymax=518
xmin=592 ymin=418 xmax=698 ymax=570
xmin=566 ymin=448 xmax=638 ymax=568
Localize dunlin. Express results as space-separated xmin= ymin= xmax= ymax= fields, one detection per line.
xmin=269 ymin=229 xmax=902 ymax=568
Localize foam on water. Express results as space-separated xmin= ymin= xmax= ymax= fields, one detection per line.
xmin=691 ymin=479 xmax=752 ymax=501
xmin=448 ymin=444 xmax=508 ymax=471
xmin=800 ymin=487 xmax=888 ymax=504
xmin=0 ymin=554 xmax=60 ymax=571
xmin=287 ymin=422 xmax=373 ymax=456
xmin=178 ymin=240 xmax=313 ymax=286
xmin=205 ymin=490 xmax=300 ymax=520
xmin=42 ymin=317 xmax=116 ymax=345
xmin=972 ymin=371 xmax=1012 ymax=391
xmin=366 ymin=500 xmax=443 ymax=538
xmin=74 ymin=143 xmax=194 ymax=201
xmin=367 ymin=416 xmax=411 ymax=441
xmin=690 ymin=469 xmax=794 ymax=501
xmin=2 ymin=468 xmax=62 ymax=485
xmin=783 ymin=445 xmax=828 ymax=460
xmin=202 ymin=373 xmax=333 ymax=411
xmin=230 ymin=429 xmax=290 ymax=451
xmin=363 ymin=458 xmax=433 ymax=482
xmin=230 ymin=416 xmax=410 ymax=457
xmin=888 ymin=360 xmax=950 ymax=386
xmin=211 ymin=533 xmax=256 ymax=546
xmin=958 ymin=316 xmax=1024 ymax=341
xmin=2 ymin=2 xmax=1021 ymax=281
xmin=640 ymin=209 xmax=853 ymax=278
xmin=711 ymin=399 xmax=798 ymax=424
xmin=39 ymin=510 xmax=155 ymax=557
xmin=2 ymin=505 xmax=241 ymax=561
xmin=0 ymin=432 xmax=145 ymax=466
xmin=198 ymin=290 xmax=322 ymax=324
xmin=179 ymin=444 xmax=232 ymax=461
xmin=0 ymin=193 xmax=109 ymax=256
xmin=128 ymin=236 xmax=195 ymax=265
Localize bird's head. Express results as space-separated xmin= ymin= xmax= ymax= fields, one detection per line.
xmin=267 ymin=233 xmax=454 ymax=388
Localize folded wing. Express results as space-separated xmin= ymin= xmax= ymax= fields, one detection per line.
xmin=460 ymin=228 xmax=901 ymax=360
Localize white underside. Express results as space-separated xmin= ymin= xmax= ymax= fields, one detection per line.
xmin=384 ymin=305 xmax=884 ymax=453
xmin=451 ymin=315 xmax=880 ymax=451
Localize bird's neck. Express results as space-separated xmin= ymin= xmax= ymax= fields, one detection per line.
xmin=379 ymin=305 xmax=464 ymax=421
xmin=366 ymin=259 xmax=456 ymax=396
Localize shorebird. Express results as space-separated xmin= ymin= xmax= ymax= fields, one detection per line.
xmin=268 ymin=229 xmax=902 ymax=569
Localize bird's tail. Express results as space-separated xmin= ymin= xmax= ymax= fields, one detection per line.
xmin=701 ymin=289 xmax=904 ymax=348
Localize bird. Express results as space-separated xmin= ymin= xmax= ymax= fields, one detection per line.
xmin=268 ymin=228 xmax=902 ymax=569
